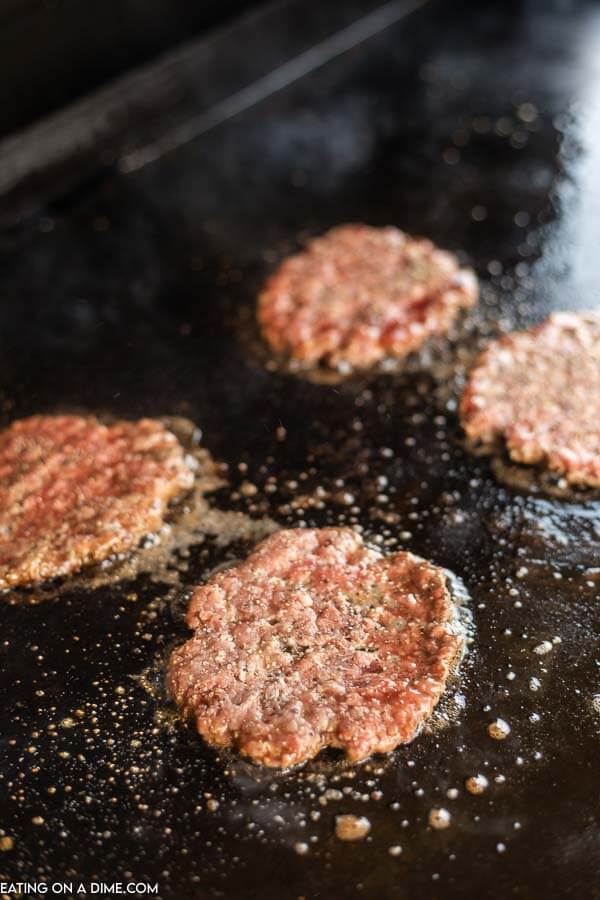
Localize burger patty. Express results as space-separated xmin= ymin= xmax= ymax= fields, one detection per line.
xmin=257 ymin=224 xmax=478 ymax=369
xmin=167 ymin=528 xmax=464 ymax=768
xmin=0 ymin=415 xmax=194 ymax=589
xmin=460 ymin=312 xmax=600 ymax=487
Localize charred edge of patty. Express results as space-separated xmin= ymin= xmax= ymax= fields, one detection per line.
xmin=490 ymin=454 xmax=600 ymax=500
xmin=459 ymin=431 xmax=600 ymax=498
xmin=254 ymin=303 xmax=479 ymax=386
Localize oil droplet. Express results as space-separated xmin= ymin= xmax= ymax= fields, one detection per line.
xmin=335 ymin=815 xmax=371 ymax=841
xmin=388 ymin=845 xmax=403 ymax=857
xmin=488 ymin=718 xmax=511 ymax=740
xmin=294 ymin=842 xmax=310 ymax=856
xmin=428 ymin=808 xmax=451 ymax=830
xmin=465 ymin=774 xmax=489 ymax=795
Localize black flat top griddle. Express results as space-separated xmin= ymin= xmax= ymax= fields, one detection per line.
xmin=0 ymin=1 xmax=599 ymax=898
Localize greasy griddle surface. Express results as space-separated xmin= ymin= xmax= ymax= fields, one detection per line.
xmin=0 ymin=2 xmax=599 ymax=898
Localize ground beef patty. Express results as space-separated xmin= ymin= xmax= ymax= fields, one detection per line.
xmin=0 ymin=415 xmax=194 ymax=589
xmin=168 ymin=528 xmax=464 ymax=767
xmin=460 ymin=312 xmax=600 ymax=487
xmin=258 ymin=224 xmax=478 ymax=369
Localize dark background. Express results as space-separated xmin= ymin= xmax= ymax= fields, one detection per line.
xmin=0 ymin=0 xmax=259 ymax=138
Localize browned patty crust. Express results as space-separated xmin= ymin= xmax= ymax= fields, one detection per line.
xmin=258 ymin=224 xmax=478 ymax=369
xmin=460 ymin=312 xmax=600 ymax=487
xmin=167 ymin=528 xmax=464 ymax=767
xmin=0 ymin=415 xmax=194 ymax=589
